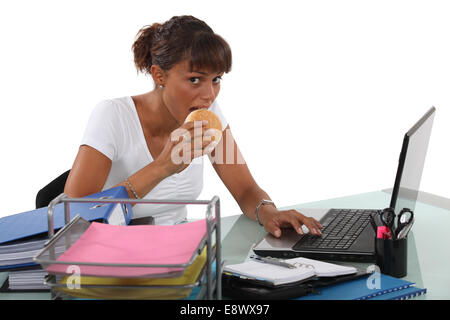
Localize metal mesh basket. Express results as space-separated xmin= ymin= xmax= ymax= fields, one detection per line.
xmin=33 ymin=194 xmax=222 ymax=300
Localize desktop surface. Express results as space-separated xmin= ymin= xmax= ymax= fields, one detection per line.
xmin=1 ymin=189 xmax=448 ymax=299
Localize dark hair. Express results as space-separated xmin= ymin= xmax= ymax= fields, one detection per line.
xmin=132 ymin=15 xmax=232 ymax=75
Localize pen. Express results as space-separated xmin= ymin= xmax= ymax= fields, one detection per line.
xmin=249 ymin=255 xmax=296 ymax=269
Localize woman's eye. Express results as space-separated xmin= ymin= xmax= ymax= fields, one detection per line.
xmin=189 ymin=77 xmax=200 ymax=84
xmin=213 ymin=76 xmax=222 ymax=84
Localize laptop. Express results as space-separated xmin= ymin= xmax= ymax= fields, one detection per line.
xmin=253 ymin=107 xmax=436 ymax=263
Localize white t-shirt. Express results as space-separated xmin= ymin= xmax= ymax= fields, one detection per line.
xmin=81 ymin=96 xmax=228 ymax=225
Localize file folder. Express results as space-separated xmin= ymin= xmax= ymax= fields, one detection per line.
xmin=0 ymin=186 xmax=133 ymax=270
xmin=53 ymin=247 xmax=208 ymax=300
xmin=0 ymin=186 xmax=132 ymax=246
xmin=43 ymin=218 xmax=207 ymax=277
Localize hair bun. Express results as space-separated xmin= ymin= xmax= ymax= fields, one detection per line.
xmin=132 ymin=23 xmax=161 ymax=74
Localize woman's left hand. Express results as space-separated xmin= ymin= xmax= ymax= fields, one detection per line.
xmin=258 ymin=205 xmax=323 ymax=238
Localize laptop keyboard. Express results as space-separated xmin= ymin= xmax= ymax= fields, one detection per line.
xmin=293 ymin=209 xmax=376 ymax=251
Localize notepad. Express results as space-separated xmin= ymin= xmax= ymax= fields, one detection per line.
xmin=223 ymin=257 xmax=357 ymax=286
xmin=45 ymin=219 xmax=207 ymax=278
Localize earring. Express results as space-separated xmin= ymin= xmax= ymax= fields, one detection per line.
xmin=159 ymin=84 xmax=164 ymax=89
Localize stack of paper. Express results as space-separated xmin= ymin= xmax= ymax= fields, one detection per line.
xmin=53 ymin=248 xmax=208 ymax=300
xmin=45 ymin=219 xmax=207 ymax=278
xmin=7 ymin=269 xmax=48 ymax=291
xmin=0 ymin=239 xmax=48 ymax=270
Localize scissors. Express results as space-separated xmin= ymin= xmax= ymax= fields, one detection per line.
xmin=379 ymin=207 xmax=396 ymax=238
xmin=395 ymin=208 xmax=414 ymax=239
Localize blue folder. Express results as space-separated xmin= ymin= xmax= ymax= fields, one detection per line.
xmin=296 ymin=273 xmax=425 ymax=300
xmin=370 ymin=286 xmax=427 ymax=300
xmin=0 ymin=186 xmax=133 ymax=246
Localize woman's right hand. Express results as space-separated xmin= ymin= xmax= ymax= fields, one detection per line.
xmin=155 ymin=120 xmax=219 ymax=176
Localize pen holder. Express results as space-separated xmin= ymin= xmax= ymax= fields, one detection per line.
xmin=375 ymin=237 xmax=407 ymax=278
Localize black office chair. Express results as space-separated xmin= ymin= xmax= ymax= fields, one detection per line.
xmin=35 ymin=170 xmax=71 ymax=209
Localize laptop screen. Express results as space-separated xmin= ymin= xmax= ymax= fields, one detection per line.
xmin=390 ymin=107 xmax=436 ymax=214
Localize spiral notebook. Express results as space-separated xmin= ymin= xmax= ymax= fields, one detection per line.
xmin=223 ymin=257 xmax=357 ymax=286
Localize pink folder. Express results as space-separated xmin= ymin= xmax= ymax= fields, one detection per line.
xmin=46 ymin=219 xmax=207 ymax=277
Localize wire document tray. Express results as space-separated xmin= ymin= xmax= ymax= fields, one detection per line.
xmin=34 ymin=194 xmax=222 ymax=300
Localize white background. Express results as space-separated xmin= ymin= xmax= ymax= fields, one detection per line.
xmin=0 ymin=0 xmax=448 ymax=219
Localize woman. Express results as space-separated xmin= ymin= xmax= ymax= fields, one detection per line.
xmin=64 ymin=15 xmax=322 ymax=238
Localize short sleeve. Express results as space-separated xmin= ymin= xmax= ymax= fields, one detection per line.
xmin=209 ymin=100 xmax=228 ymax=130
xmin=80 ymin=100 xmax=122 ymax=161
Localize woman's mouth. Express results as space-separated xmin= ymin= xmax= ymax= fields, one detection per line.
xmin=189 ymin=106 xmax=209 ymax=112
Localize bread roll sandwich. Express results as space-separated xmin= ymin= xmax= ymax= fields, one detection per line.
xmin=185 ymin=109 xmax=223 ymax=142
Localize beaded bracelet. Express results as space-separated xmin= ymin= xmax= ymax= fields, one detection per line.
xmin=125 ymin=178 xmax=139 ymax=199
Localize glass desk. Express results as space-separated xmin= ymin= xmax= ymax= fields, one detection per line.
xmin=221 ymin=190 xmax=450 ymax=300
xmin=1 ymin=190 xmax=449 ymax=299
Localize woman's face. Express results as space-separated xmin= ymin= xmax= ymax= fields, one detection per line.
xmin=160 ymin=60 xmax=224 ymax=125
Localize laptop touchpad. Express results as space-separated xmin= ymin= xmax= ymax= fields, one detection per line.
xmin=257 ymin=228 xmax=303 ymax=249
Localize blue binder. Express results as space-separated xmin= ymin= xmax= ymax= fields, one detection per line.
xmin=296 ymin=273 xmax=425 ymax=300
xmin=370 ymin=285 xmax=427 ymax=300
xmin=0 ymin=186 xmax=133 ymax=245
xmin=0 ymin=186 xmax=133 ymax=270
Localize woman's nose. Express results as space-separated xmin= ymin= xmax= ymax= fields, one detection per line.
xmin=201 ymin=83 xmax=216 ymax=104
